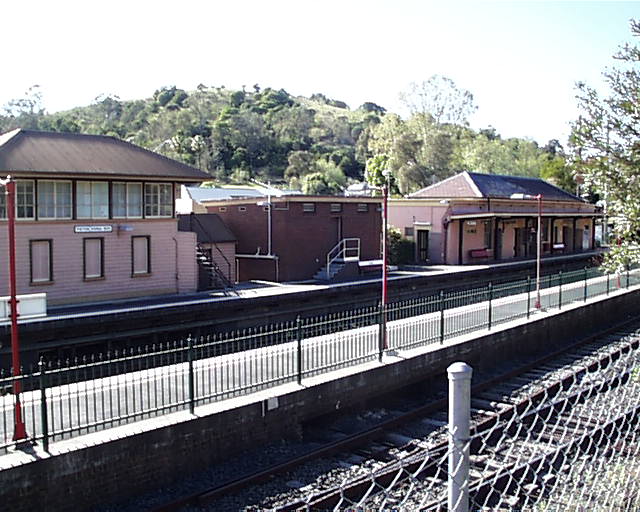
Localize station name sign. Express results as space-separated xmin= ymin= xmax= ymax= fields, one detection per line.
xmin=74 ymin=225 xmax=113 ymax=233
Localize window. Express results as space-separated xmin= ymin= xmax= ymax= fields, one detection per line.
xmin=219 ymin=206 xmax=227 ymax=212
xmin=113 ymin=182 xmax=142 ymax=218
xmin=17 ymin=180 xmax=35 ymax=219
xmin=330 ymin=203 xmax=342 ymax=213
xmin=302 ymin=202 xmax=315 ymax=213
xmin=144 ymin=183 xmax=173 ymax=217
xmin=30 ymin=240 xmax=52 ymax=283
xmin=37 ymin=181 xmax=72 ymax=219
xmin=132 ymin=236 xmax=150 ymax=275
xmin=238 ymin=206 xmax=247 ymax=212
xmin=83 ymin=238 xmax=104 ymax=279
xmin=357 ymin=203 xmax=369 ymax=213
xmin=404 ymin=227 xmax=415 ymax=237
xmin=77 ymin=181 xmax=109 ymax=219
xmin=0 ymin=180 xmax=35 ymax=219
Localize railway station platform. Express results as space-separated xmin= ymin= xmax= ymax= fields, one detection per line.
xmin=0 ymin=250 xmax=603 ymax=367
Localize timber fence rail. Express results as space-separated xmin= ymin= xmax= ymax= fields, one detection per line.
xmin=0 ymin=266 xmax=638 ymax=453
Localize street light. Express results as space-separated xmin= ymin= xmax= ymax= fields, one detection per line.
xmin=0 ymin=176 xmax=28 ymax=441
xmin=511 ymin=192 xmax=543 ymax=309
xmin=381 ymin=169 xmax=392 ymax=351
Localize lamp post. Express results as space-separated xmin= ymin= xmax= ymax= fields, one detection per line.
xmin=535 ymin=194 xmax=542 ymax=309
xmin=511 ymin=193 xmax=543 ymax=309
xmin=0 ymin=176 xmax=28 ymax=441
xmin=381 ymin=169 xmax=391 ymax=350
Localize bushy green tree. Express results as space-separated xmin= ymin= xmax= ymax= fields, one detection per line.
xmin=570 ymin=19 xmax=640 ymax=272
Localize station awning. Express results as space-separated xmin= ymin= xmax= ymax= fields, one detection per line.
xmin=449 ymin=212 xmax=600 ymax=220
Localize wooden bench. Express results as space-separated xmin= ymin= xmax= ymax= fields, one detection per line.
xmin=469 ymin=248 xmax=493 ymax=259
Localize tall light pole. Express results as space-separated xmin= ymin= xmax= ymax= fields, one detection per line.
xmin=511 ymin=193 xmax=542 ymax=310
xmin=535 ymin=194 xmax=542 ymax=309
xmin=381 ymin=169 xmax=391 ymax=350
xmin=0 ymin=176 xmax=28 ymax=441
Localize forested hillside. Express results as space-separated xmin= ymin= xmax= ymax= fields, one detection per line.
xmin=0 ymin=78 xmax=576 ymax=195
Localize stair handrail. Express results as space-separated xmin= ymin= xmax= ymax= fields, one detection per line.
xmin=196 ymin=242 xmax=235 ymax=293
xmin=326 ymin=238 xmax=360 ymax=278
xmin=189 ymin=213 xmax=233 ymax=283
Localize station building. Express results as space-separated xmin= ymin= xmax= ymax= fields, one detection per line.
xmin=0 ymin=129 xmax=211 ymax=305
xmin=179 ymin=186 xmax=383 ymax=282
xmin=389 ymin=171 xmax=600 ymax=265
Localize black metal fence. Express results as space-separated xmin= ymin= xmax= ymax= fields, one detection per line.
xmin=0 ymin=266 xmax=637 ymax=453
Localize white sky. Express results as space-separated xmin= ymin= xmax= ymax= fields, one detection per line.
xmin=2 ymin=0 xmax=638 ymax=145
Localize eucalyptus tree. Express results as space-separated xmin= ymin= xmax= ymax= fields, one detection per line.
xmin=570 ymin=19 xmax=640 ymax=271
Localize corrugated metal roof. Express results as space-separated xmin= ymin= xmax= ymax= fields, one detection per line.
xmin=186 ymin=186 xmax=267 ymax=202
xmin=0 ymin=129 xmax=211 ymax=181
xmin=177 ymin=214 xmax=237 ymax=243
xmin=410 ymin=171 xmax=584 ymax=202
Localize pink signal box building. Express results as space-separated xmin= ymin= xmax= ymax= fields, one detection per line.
xmin=0 ymin=129 xmax=211 ymax=306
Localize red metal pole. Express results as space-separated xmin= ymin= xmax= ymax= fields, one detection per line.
xmin=535 ymin=194 xmax=542 ymax=309
xmin=381 ymin=182 xmax=388 ymax=349
xmin=5 ymin=179 xmax=27 ymax=441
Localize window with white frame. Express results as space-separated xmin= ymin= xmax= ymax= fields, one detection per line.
xmin=302 ymin=202 xmax=315 ymax=213
xmin=131 ymin=236 xmax=150 ymax=275
xmin=38 ymin=181 xmax=72 ymax=219
xmin=30 ymin=239 xmax=52 ymax=283
xmin=77 ymin=181 xmax=109 ymax=219
xmin=113 ymin=182 xmax=142 ymax=218
xmin=0 ymin=180 xmax=35 ymax=219
xmin=83 ymin=238 xmax=104 ymax=279
xmin=144 ymin=183 xmax=172 ymax=217
xmin=357 ymin=203 xmax=369 ymax=212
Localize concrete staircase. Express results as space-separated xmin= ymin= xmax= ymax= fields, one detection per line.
xmin=313 ymin=261 xmax=347 ymax=281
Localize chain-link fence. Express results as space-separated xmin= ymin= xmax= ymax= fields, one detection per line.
xmin=328 ymin=335 xmax=640 ymax=511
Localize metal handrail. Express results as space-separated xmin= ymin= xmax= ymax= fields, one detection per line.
xmin=189 ymin=213 xmax=233 ymax=283
xmin=326 ymin=238 xmax=360 ymax=279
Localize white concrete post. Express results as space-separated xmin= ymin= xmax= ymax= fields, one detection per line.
xmin=448 ymin=362 xmax=472 ymax=512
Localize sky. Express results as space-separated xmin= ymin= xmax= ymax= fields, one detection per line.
xmin=2 ymin=0 xmax=638 ymax=145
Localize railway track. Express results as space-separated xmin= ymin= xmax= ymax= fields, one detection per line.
xmin=150 ymin=315 xmax=640 ymax=511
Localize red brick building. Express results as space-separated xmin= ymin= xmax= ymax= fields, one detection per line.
xmin=182 ymin=188 xmax=383 ymax=282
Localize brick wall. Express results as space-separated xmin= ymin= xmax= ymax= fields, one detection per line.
xmin=210 ymin=199 xmax=382 ymax=282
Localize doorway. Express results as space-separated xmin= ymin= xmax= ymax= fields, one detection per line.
xmin=334 ymin=216 xmax=343 ymax=244
xmin=417 ymin=229 xmax=429 ymax=262
xmin=495 ymin=228 xmax=503 ymax=260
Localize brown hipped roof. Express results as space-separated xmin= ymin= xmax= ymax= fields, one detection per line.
xmin=410 ymin=171 xmax=585 ymax=202
xmin=0 ymin=128 xmax=211 ymax=181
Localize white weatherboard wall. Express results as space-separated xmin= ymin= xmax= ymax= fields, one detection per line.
xmin=0 ymin=293 xmax=46 ymax=322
